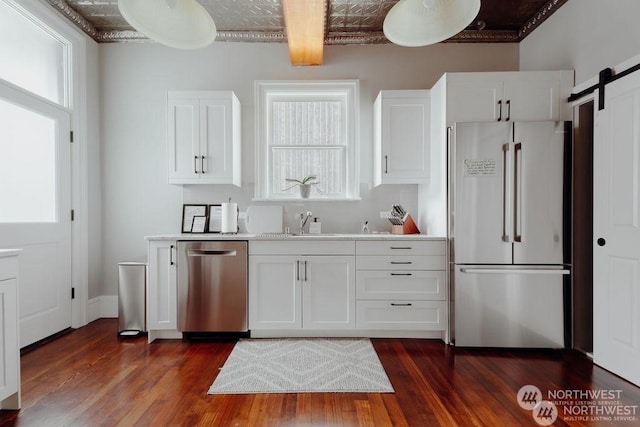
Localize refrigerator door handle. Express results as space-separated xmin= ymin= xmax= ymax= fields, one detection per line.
xmin=514 ymin=142 xmax=523 ymax=242
xmin=502 ymin=143 xmax=512 ymax=242
xmin=460 ymin=268 xmax=570 ymax=275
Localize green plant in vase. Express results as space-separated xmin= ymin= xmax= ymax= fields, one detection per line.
xmin=283 ymin=175 xmax=319 ymax=198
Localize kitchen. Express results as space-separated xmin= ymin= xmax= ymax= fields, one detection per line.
xmin=1 ymin=0 xmax=640 ymax=425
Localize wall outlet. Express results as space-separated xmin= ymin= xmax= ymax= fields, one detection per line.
xmin=238 ymin=211 xmax=246 ymax=219
xmin=380 ymin=211 xmax=391 ymax=219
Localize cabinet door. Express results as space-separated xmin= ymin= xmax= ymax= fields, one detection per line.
xmin=0 ymin=278 xmax=18 ymax=404
xmin=249 ymin=256 xmax=301 ymax=330
xmin=503 ymin=76 xmax=560 ymax=121
xmin=302 ymin=256 xmax=355 ymax=329
xmin=200 ymin=98 xmax=235 ymax=183
xmin=147 ymin=241 xmax=177 ymax=330
xmin=447 ymin=76 xmax=503 ymax=123
xmin=380 ymin=95 xmax=430 ymax=184
xmin=167 ymin=98 xmax=200 ymax=183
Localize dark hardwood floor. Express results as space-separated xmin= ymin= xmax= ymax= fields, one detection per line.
xmin=1 ymin=319 xmax=639 ymax=426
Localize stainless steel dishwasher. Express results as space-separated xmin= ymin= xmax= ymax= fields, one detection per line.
xmin=177 ymin=241 xmax=248 ymax=333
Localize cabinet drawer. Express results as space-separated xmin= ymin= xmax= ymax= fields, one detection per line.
xmin=250 ymin=241 xmax=355 ymax=256
xmin=356 ymin=300 xmax=446 ymax=331
xmin=356 ymin=240 xmax=445 ymax=256
xmin=357 ymin=271 xmax=445 ymax=300
xmin=357 ymin=255 xmax=445 ymax=270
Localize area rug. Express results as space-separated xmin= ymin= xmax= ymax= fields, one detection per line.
xmin=208 ymin=338 xmax=394 ymax=394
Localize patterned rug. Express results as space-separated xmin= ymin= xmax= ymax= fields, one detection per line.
xmin=208 ymin=338 xmax=395 ymax=394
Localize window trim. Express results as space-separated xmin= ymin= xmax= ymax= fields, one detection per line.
xmin=254 ymin=80 xmax=360 ymax=200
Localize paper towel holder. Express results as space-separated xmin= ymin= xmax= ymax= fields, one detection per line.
xmin=221 ymin=202 xmax=239 ymax=234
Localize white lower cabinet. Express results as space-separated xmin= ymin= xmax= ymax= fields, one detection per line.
xmin=355 ymin=240 xmax=447 ymax=331
xmin=147 ymin=240 xmax=177 ymax=331
xmin=249 ymin=242 xmax=356 ymax=331
xmin=0 ymin=254 xmax=20 ymax=409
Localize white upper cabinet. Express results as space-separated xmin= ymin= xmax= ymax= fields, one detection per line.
xmin=167 ymin=91 xmax=241 ymax=186
xmin=374 ymin=90 xmax=430 ymax=185
xmin=445 ymin=70 xmax=574 ymax=123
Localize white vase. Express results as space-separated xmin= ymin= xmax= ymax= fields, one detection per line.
xmin=299 ymin=184 xmax=311 ymax=198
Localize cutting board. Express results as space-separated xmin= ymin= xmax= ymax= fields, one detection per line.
xmin=245 ymin=206 xmax=283 ymax=234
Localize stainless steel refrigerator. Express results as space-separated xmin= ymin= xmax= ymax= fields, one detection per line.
xmin=449 ymin=121 xmax=571 ymax=348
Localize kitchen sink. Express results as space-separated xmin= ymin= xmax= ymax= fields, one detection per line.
xmin=255 ymin=233 xmax=340 ymax=238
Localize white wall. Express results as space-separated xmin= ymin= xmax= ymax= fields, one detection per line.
xmin=99 ymin=41 xmax=518 ymax=296
xmin=520 ymin=0 xmax=640 ymax=86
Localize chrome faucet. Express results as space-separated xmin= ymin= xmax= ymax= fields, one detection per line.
xmin=299 ymin=211 xmax=313 ymax=234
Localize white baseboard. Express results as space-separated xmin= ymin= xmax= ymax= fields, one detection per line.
xmin=87 ymin=295 xmax=118 ymax=322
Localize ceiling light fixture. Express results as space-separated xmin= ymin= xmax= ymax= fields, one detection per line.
xmin=383 ymin=0 xmax=481 ymax=47
xmin=118 ymin=0 xmax=217 ymax=50
xmin=282 ymin=0 xmax=325 ymax=66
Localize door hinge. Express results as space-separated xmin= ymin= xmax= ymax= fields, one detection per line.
xmin=70 ymin=131 xmax=74 ymax=143
xmin=71 ymin=210 xmax=75 ymax=221
xmin=71 ymin=287 xmax=75 ymax=299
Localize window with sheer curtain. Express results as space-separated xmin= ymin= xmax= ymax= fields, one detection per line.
xmin=255 ymin=80 xmax=359 ymax=200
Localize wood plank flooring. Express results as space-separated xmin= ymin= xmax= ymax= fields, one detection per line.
xmin=1 ymin=319 xmax=639 ymax=426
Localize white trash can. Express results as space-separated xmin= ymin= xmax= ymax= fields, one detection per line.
xmin=118 ymin=262 xmax=146 ymax=337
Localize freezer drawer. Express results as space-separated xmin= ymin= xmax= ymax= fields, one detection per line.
xmin=453 ymin=266 xmax=568 ymax=348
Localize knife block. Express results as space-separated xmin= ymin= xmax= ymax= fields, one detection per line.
xmin=391 ymin=214 xmax=420 ymax=235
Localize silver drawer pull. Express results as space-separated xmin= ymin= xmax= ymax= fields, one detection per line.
xmin=390 ymin=303 xmax=412 ymax=307
xmin=390 ymin=247 xmax=412 ymax=250
xmin=390 ymin=273 xmax=412 ymax=276
xmin=390 ymin=261 xmax=412 ymax=265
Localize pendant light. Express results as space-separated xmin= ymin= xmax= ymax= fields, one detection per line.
xmin=118 ymin=0 xmax=217 ymax=50
xmin=383 ymin=0 xmax=481 ymax=47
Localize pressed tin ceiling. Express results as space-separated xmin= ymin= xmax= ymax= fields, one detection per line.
xmin=46 ymin=0 xmax=568 ymax=45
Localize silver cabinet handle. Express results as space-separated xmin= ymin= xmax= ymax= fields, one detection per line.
xmin=384 ymin=155 xmax=388 ymax=174
xmin=304 ymin=260 xmax=308 ymax=282
xmin=390 ymin=273 xmax=413 ymax=276
xmin=505 ymin=99 xmax=511 ymax=121
xmin=170 ymin=245 xmax=174 ymax=265
xmin=497 ymin=100 xmax=503 ymax=121
xmin=201 ymin=155 xmax=205 ymax=173
xmin=390 ymin=261 xmax=412 ymax=265
xmin=390 ymin=303 xmax=412 ymax=307
xmin=194 ymin=156 xmax=198 ymax=174
xmin=390 ymin=246 xmax=412 ymax=250
xmin=296 ymin=260 xmax=300 ymax=281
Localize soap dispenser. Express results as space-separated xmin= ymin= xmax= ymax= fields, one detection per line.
xmin=309 ymin=217 xmax=322 ymax=234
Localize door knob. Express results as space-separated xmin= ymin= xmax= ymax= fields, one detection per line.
xmin=597 ymin=238 xmax=606 ymax=247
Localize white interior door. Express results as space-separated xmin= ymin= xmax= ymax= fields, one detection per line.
xmin=593 ymin=73 xmax=640 ymax=386
xmin=0 ymin=83 xmax=72 ymax=348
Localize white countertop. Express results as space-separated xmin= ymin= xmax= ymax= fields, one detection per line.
xmin=146 ymin=233 xmax=445 ymax=241
xmin=0 ymin=249 xmax=22 ymax=258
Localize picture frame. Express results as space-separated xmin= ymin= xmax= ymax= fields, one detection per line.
xmin=181 ymin=204 xmax=208 ymax=233
xmin=207 ymin=204 xmax=222 ymax=233
xmin=191 ymin=215 xmax=207 ymax=233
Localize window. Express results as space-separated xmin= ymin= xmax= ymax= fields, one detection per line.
xmin=255 ymin=80 xmax=359 ymax=200
xmin=0 ymin=0 xmax=69 ymax=106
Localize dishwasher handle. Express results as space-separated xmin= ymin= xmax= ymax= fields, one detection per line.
xmin=187 ymin=250 xmax=237 ymax=257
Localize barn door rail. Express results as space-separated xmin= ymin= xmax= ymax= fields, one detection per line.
xmin=568 ymin=62 xmax=640 ymax=110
